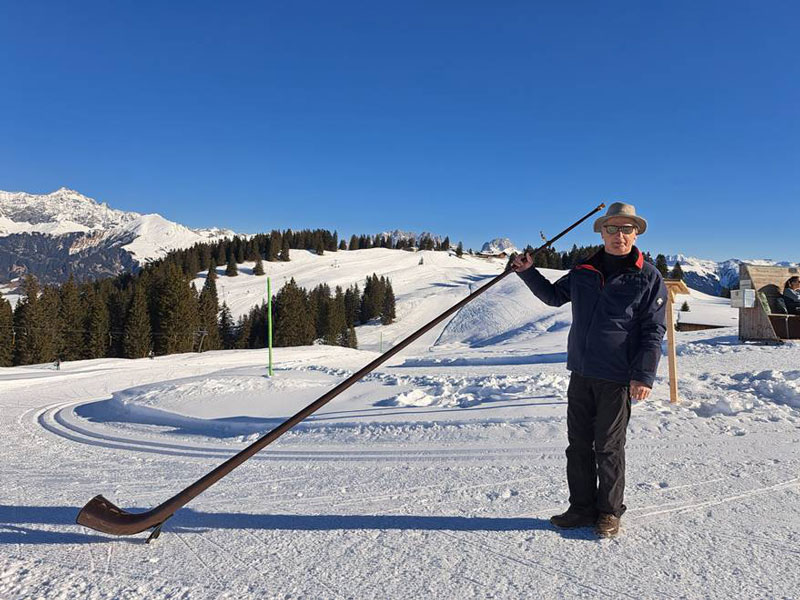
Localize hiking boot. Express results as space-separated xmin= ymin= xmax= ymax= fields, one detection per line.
xmin=595 ymin=513 xmax=621 ymax=538
xmin=549 ymin=510 xmax=597 ymax=529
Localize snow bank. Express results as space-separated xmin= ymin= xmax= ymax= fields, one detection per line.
xmin=377 ymin=373 xmax=568 ymax=409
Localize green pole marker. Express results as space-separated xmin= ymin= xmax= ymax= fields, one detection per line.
xmin=267 ymin=277 xmax=274 ymax=376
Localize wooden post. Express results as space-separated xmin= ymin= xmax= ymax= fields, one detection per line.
xmin=664 ymin=279 xmax=689 ymax=403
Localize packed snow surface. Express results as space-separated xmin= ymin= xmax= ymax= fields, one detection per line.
xmin=2 ymin=249 xmax=799 ymax=599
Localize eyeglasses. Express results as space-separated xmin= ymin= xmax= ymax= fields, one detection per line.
xmin=603 ymin=224 xmax=638 ymax=235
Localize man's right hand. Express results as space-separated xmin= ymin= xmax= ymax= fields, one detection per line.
xmin=510 ymin=252 xmax=534 ymax=273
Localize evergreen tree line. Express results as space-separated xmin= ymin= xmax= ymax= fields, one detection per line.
xmin=234 ymin=273 xmax=396 ymax=349
xmin=1 ymin=266 xmax=397 ymax=366
xmin=347 ymin=234 xmax=454 ymax=252
xmin=513 ymin=244 xmax=685 ymax=281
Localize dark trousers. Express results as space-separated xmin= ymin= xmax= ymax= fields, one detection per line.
xmin=566 ymin=372 xmax=631 ymax=518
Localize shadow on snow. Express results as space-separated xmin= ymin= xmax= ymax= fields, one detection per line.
xmin=0 ymin=505 xmax=597 ymax=544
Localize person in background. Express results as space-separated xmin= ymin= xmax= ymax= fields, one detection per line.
xmin=783 ymin=276 xmax=800 ymax=314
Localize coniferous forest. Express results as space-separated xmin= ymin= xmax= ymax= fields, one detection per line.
xmin=1 ymin=229 xmax=629 ymax=367
xmin=1 ymin=228 xmax=407 ymax=366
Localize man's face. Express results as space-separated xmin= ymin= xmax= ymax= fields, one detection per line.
xmin=600 ymin=216 xmax=638 ymax=256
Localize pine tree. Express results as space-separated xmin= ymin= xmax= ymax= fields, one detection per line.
xmin=107 ymin=286 xmax=128 ymax=358
xmin=680 ymin=301 xmax=690 ymax=312
xmin=670 ymin=262 xmax=684 ymax=281
xmin=339 ymin=239 xmax=347 ymax=251
xmin=123 ymin=282 xmax=152 ymax=358
xmin=154 ymin=263 xmax=198 ymax=355
xmin=219 ymin=302 xmax=236 ymax=349
xmin=342 ymin=326 xmax=358 ymax=349
xmin=442 ymin=236 xmax=450 ymax=251
xmin=13 ymin=275 xmax=49 ymax=365
xmin=58 ymin=274 xmax=84 ymax=360
xmin=309 ymin=284 xmax=331 ymax=340
xmin=198 ymin=275 xmax=222 ymax=350
xmin=207 ymin=259 xmax=218 ymax=281
xmin=39 ymin=284 xmax=62 ymax=361
xmin=456 ymin=242 xmax=463 ymax=257
xmin=0 ymin=297 xmax=14 ymax=366
xmin=374 ymin=276 xmax=387 ymax=319
xmin=268 ymin=231 xmax=281 ymax=261
xmin=280 ymin=237 xmax=291 ymax=261
xmin=183 ymin=251 xmax=200 ymax=278
xmin=655 ymin=254 xmax=669 ymax=278
xmin=253 ymin=256 xmax=265 ymax=276
xmin=225 ymin=254 xmax=239 ymax=277
xmin=344 ymin=284 xmax=360 ymax=327
xmin=274 ymin=278 xmax=314 ymax=346
xmin=235 ymin=314 xmax=253 ymax=349
xmin=360 ymin=276 xmax=376 ymax=324
xmin=84 ymin=287 xmax=110 ymax=359
xmin=234 ymin=237 xmax=245 ymax=263
xmin=349 ymin=234 xmax=359 ymax=251
xmin=381 ymin=280 xmax=396 ymax=325
xmin=325 ymin=287 xmax=347 ymax=346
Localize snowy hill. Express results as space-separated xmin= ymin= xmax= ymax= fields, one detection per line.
xmin=0 ymin=187 xmax=237 ymax=286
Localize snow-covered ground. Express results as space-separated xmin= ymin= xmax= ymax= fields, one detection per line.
xmin=2 ymin=251 xmax=799 ymax=599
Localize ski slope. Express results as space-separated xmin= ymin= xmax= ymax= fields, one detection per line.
xmin=2 ymin=249 xmax=799 ymax=599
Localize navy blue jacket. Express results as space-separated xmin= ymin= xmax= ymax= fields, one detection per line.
xmin=517 ymin=247 xmax=668 ymax=387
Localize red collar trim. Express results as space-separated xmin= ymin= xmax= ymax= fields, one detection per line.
xmin=575 ymin=263 xmax=604 ymax=285
xmin=634 ymin=248 xmax=644 ymax=270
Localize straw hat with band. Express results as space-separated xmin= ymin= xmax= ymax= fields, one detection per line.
xmin=593 ymin=202 xmax=647 ymax=235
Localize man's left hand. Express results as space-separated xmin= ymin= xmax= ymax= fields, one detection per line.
xmin=630 ymin=380 xmax=651 ymax=402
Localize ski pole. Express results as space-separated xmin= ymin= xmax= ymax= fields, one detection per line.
xmin=76 ymin=203 xmax=605 ymax=541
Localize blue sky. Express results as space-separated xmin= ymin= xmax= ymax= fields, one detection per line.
xmin=1 ymin=1 xmax=798 ymax=261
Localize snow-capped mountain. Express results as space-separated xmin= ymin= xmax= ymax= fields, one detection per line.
xmin=0 ymin=187 xmax=137 ymax=234
xmin=664 ymin=255 xmax=798 ymax=295
xmin=0 ymin=188 xmax=237 ymax=285
xmin=480 ymin=237 xmax=518 ymax=256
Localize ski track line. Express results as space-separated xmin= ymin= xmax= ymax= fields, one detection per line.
xmin=192 ymin=529 xmax=272 ymax=591
xmin=83 ymin=532 xmax=97 ymax=573
xmin=104 ymin=544 xmax=114 ymax=577
xmin=196 ymin=472 xmax=552 ymax=515
xmin=239 ymin=528 xmax=348 ymax=600
xmin=376 ymin=532 xmax=506 ymax=596
xmin=173 ymin=530 xmax=226 ymax=589
xmin=436 ymin=529 xmax=652 ymax=600
xmin=628 ymin=477 xmax=800 ymax=521
xmin=30 ymin=397 xmax=712 ymax=463
xmin=710 ymin=530 xmax=800 ymax=557
xmin=233 ymin=466 xmax=770 ymax=520
xmin=36 ymin=399 xmax=574 ymax=462
xmin=315 ymin=475 xmax=547 ymax=511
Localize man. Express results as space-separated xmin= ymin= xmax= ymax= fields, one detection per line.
xmin=511 ymin=202 xmax=667 ymax=537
